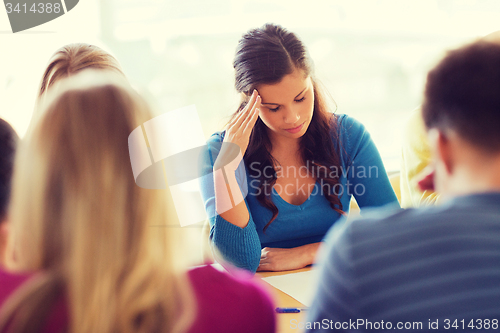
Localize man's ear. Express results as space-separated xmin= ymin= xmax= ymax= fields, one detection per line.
xmin=428 ymin=128 xmax=454 ymax=175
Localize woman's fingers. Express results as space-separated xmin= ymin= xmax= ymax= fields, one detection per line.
xmin=241 ymin=94 xmax=260 ymax=125
xmin=231 ymin=90 xmax=259 ymax=129
xmin=223 ymin=90 xmax=260 ymax=157
xmin=228 ymin=92 xmax=255 ymax=128
xmin=258 ymin=255 xmax=269 ymax=270
xmin=243 ymin=104 xmax=260 ymax=135
xmin=256 ymin=263 xmax=270 ymax=272
xmin=227 ymin=104 xmax=247 ymax=128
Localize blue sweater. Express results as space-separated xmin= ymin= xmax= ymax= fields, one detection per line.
xmin=199 ymin=114 xmax=398 ymax=272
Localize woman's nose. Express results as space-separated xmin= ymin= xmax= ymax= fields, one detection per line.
xmin=284 ymin=108 xmax=300 ymax=124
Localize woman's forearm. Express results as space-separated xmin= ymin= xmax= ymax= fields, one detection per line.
xmin=213 ymin=162 xmax=251 ymax=228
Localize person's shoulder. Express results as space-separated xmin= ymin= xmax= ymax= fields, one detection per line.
xmin=188 ymin=264 xmax=275 ymax=333
xmin=188 ymin=264 xmax=269 ymax=300
xmin=0 ymin=269 xmax=34 ymax=306
xmin=333 ymin=114 xmax=366 ymax=138
xmin=321 ymin=206 xmax=437 ymax=261
xmin=340 ymin=203 xmax=462 ymax=242
xmin=0 ymin=270 xmax=68 ymax=333
xmin=330 ymin=114 xmax=371 ymax=160
xmin=321 ymin=195 xmax=500 ymax=277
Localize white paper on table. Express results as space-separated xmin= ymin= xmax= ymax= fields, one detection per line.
xmin=261 ymin=268 xmax=319 ymax=307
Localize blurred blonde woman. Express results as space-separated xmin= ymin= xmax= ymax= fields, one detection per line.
xmin=0 ymin=43 xmax=123 ymax=268
xmin=0 ymin=72 xmax=275 ymax=333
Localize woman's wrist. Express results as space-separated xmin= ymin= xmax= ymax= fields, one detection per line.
xmin=299 ymin=242 xmax=321 ymax=266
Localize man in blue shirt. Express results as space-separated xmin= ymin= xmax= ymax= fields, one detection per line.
xmin=306 ymin=39 xmax=500 ymax=332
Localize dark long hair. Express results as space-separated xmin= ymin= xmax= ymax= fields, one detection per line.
xmin=0 ymin=118 xmax=18 ymax=222
xmin=232 ymin=23 xmax=344 ymax=231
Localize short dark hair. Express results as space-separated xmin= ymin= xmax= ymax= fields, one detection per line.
xmin=422 ymin=41 xmax=500 ymax=152
xmin=0 ymin=118 xmax=18 ymax=221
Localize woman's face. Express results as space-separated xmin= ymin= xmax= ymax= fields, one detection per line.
xmin=257 ymin=68 xmax=314 ymax=142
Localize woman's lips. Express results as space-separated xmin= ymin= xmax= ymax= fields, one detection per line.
xmin=284 ymin=122 xmax=304 ymax=134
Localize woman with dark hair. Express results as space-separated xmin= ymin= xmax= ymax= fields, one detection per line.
xmin=200 ymin=23 xmax=398 ymax=273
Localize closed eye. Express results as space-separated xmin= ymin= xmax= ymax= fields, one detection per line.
xmin=267 ymin=96 xmax=305 ymax=112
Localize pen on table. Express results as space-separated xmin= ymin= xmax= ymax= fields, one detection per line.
xmin=275 ymin=307 xmax=308 ymax=313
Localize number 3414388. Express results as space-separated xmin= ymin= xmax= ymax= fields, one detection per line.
xmin=5 ymin=3 xmax=62 ymax=14
xmin=443 ymin=319 xmax=498 ymax=330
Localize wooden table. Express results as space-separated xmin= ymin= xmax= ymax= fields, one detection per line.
xmin=257 ymin=267 xmax=311 ymax=333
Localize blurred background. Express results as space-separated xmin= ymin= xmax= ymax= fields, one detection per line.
xmin=2 ymin=0 xmax=500 ymax=262
xmin=3 ymin=0 xmax=500 ymax=169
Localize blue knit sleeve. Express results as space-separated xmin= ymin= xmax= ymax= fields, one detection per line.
xmin=337 ymin=115 xmax=399 ymax=209
xmin=198 ymin=133 xmax=262 ymax=273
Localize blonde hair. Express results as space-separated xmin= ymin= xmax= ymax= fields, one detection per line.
xmin=38 ymin=43 xmax=124 ymax=97
xmin=1 ymin=72 xmax=195 ymax=333
xmin=29 ymin=43 xmax=125 ymax=133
